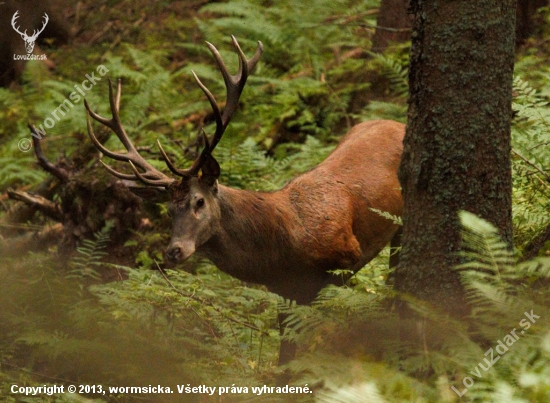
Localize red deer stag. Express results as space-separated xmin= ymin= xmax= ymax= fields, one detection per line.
xmin=85 ymin=37 xmax=404 ymax=364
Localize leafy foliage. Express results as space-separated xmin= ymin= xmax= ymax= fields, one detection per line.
xmin=368 ymin=51 xmax=409 ymax=98
xmin=281 ymin=213 xmax=550 ymax=403
xmin=510 ymin=76 xmax=550 ymax=252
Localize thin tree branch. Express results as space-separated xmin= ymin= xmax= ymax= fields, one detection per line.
xmin=512 ymin=148 xmax=550 ymax=182
xmin=528 ymin=140 xmax=550 ymax=151
xmin=155 ymin=262 xmax=268 ymax=335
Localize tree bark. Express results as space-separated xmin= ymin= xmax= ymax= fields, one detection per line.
xmin=372 ymin=0 xmax=413 ymax=51
xmin=396 ymin=1 xmax=516 ymax=315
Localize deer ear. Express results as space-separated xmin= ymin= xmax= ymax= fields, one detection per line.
xmin=199 ymin=155 xmax=220 ymax=187
xmin=128 ymin=186 xmax=171 ymax=203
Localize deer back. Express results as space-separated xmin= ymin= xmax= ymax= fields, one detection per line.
xmin=282 ymin=119 xmax=403 ymax=271
xmin=194 ymin=120 xmax=404 ymax=303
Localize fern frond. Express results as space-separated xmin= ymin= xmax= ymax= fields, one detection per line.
xmin=69 ymin=221 xmax=114 ymax=280
xmin=368 ymin=52 xmax=409 ymax=98
xmin=458 ymin=211 xmax=515 ymax=277
xmin=370 ymin=208 xmax=402 ymax=225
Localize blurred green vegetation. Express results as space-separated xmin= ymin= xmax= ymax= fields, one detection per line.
xmin=0 ymin=0 xmax=549 ymax=402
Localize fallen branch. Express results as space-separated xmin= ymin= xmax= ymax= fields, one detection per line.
xmin=7 ymin=190 xmax=63 ymax=221
xmin=30 ymin=126 xmax=70 ymax=182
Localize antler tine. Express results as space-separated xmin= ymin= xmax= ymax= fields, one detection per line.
xmin=111 ymin=78 xmax=122 ymax=121
xmin=106 ymin=79 xmax=135 ymax=152
xmin=242 ymin=37 xmax=264 ymax=72
xmin=99 ymin=160 xmax=137 ymax=180
xmin=196 ymin=37 xmax=263 ymax=154
xmin=127 ymin=161 xmax=175 ymax=186
xmin=85 ymin=79 xmax=175 ymax=187
xmin=84 ymin=107 xmax=127 ymax=162
xmin=156 ymin=139 xmax=192 ymax=178
xmin=184 ymin=129 xmax=212 ymax=176
xmin=192 ymin=70 xmax=223 ymax=146
xmin=159 ymin=129 xmax=212 ymax=179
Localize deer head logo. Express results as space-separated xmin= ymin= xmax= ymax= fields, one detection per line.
xmin=11 ymin=11 xmax=49 ymax=54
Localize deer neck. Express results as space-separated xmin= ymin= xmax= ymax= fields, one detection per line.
xmin=199 ymin=185 xmax=296 ymax=283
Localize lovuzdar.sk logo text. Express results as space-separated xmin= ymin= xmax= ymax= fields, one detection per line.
xmin=11 ymin=10 xmax=49 ymax=61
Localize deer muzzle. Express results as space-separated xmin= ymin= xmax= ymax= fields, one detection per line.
xmin=166 ymin=241 xmax=195 ymax=262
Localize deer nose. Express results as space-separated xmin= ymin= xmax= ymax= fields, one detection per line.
xmin=166 ymin=245 xmax=183 ymax=262
xmin=166 ymin=241 xmax=196 ymax=262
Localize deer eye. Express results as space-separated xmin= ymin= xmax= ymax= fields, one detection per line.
xmin=196 ymin=198 xmax=205 ymax=208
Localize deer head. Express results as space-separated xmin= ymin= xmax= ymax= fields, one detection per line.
xmin=11 ymin=11 xmax=49 ymax=54
xmin=85 ymin=37 xmax=263 ymax=262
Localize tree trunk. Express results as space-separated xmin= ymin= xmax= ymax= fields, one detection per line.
xmin=516 ymin=0 xmax=548 ymax=45
xmin=372 ymin=0 xmax=413 ymax=51
xmin=396 ymin=1 xmax=516 ymax=315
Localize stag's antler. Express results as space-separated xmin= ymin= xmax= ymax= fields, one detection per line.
xmin=84 ymin=79 xmax=175 ymax=187
xmin=158 ymin=36 xmax=263 ymax=178
xmin=86 ymin=37 xmax=262 ymax=186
